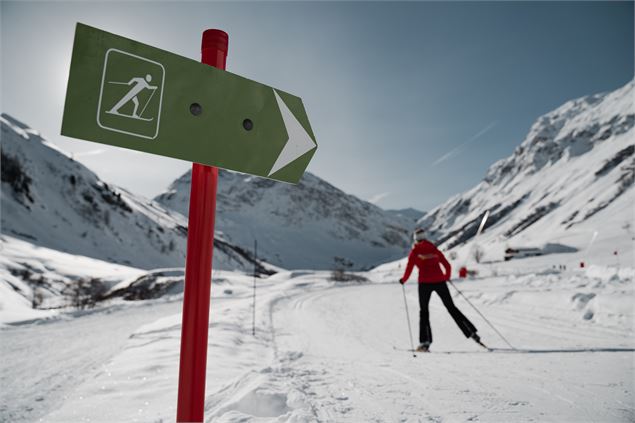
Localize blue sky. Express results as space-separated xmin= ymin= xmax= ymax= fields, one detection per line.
xmin=1 ymin=1 xmax=633 ymax=211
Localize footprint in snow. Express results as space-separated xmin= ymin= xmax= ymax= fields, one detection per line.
xmin=508 ymin=400 xmax=529 ymax=406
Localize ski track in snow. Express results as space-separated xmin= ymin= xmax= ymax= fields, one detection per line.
xmin=0 ymin=300 xmax=182 ymax=423
xmin=203 ymin=271 xmax=634 ymax=422
xmin=263 ymin=283 xmax=634 ymax=422
xmin=2 ymin=268 xmax=633 ymax=422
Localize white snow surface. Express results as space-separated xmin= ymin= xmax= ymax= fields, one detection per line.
xmin=417 ymin=80 xmax=634 ymax=266
xmin=155 ymin=170 xmax=413 ymax=271
xmin=0 ymin=234 xmax=144 ymax=324
xmin=1 ymin=256 xmax=632 ymax=422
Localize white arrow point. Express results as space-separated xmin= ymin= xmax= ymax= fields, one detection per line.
xmin=268 ymin=90 xmax=316 ymax=176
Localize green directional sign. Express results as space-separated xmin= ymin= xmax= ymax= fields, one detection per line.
xmin=62 ymin=23 xmax=317 ymax=184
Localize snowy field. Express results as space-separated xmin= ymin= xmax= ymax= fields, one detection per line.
xmin=1 ymin=254 xmax=633 ymax=422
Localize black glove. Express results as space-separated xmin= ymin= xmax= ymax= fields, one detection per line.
xmin=399 ymin=278 xmax=405 ymax=285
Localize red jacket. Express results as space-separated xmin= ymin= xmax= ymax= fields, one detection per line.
xmin=400 ymin=240 xmax=451 ymax=284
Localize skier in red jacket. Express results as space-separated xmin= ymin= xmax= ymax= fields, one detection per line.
xmin=400 ymin=229 xmax=481 ymax=352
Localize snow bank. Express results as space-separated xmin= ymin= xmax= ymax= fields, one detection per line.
xmin=0 ymin=235 xmax=144 ymax=324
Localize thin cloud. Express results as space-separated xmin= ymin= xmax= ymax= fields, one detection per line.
xmin=73 ymin=149 xmax=105 ymax=158
xmin=368 ymin=192 xmax=390 ymax=204
xmin=432 ymin=121 xmax=498 ymax=166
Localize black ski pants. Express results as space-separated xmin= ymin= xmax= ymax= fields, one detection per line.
xmin=418 ymin=281 xmax=476 ymax=345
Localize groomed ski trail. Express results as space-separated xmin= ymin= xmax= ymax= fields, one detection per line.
xmin=0 ymin=300 xmax=182 ymax=423
xmin=11 ymin=270 xmax=633 ymax=422
xmin=267 ymin=282 xmax=634 ymax=422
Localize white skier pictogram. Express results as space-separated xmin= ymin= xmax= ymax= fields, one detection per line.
xmin=106 ymin=74 xmax=158 ymax=121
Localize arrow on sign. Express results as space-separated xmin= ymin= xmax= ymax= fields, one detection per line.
xmin=269 ymin=90 xmax=318 ymax=176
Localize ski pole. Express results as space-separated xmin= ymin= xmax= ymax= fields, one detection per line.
xmin=401 ymin=284 xmax=417 ymax=357
xmin=448 ymin=280 xmax=516 ymax=350
xmin=252 ymin=239 xmax=257 ymax=336
xmin=138 ymin=89 xmax=157 ymax=118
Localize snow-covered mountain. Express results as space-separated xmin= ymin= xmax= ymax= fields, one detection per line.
xmin=386 ymin=207 xmax=425 ymax=224
xmin=0 ymin=113 xmax=265 ymax=272
xmin=0 ymin=234 xmax=146 ymax=323
xmin=417 ymin=80 xmax=634 ymax=262
xmin=155 ymin=171 xmax=412 ymax=270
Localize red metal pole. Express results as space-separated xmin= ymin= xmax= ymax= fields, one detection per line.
xmin=176 ymin=29 xmax=228 ymax=423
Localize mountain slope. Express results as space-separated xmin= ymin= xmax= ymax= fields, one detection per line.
xmin=156 ymin=171 xmax=412 ymax=270
xmin=386 ymin=207 xmax=425 ymax=224
xmin=0 ymin=234 xmax=145 ymax=323
xmin=416 ymin=80 xmax=634 ymax=261
xmin=1 ymin=113 xmax=264 ymax=272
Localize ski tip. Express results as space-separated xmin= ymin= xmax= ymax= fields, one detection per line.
xmin=476 ymin=340 xmax=489 ymax=350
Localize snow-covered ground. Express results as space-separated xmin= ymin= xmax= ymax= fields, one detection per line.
xmin=2 ymin=253 xmax=632 ymax=422
xmin=0 ymin=299 xmax=182 ymax=423
xmin=0 ymin=235 xmax=145 ymax=324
